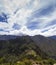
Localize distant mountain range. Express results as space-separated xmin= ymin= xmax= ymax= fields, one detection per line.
xmin=48 ymin=35 xmax=56 ymax=40
xmin=0 ymin=35 xmax=56 ymax=40
xmin=0 ymin=35 xmax=17 ymax=40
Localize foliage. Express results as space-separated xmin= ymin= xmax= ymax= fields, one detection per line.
xmin=0 ymin=36 xmax=56 ymax=65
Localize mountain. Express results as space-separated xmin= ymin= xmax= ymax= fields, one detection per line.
xmin=0 ymin=34 xmax=26 ymax=40
xmin=0 ymin=35 xmax=18 ymax=40
xmin=48 ymin=36 xmax=56 ymax=40
xmin=31 ymin=35 xmax=56 ymax=58
xmin=0 ymin=35 xmax=56 ymax=65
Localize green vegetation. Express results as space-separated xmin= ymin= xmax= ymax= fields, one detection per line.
xmin=0 ymin=36 xmax=56 ymax=65
xmin=0 ymin=54 xmax=56 ymax=65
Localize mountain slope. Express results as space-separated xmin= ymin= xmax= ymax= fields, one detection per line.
xmin=31 ymin=35 xmax=56 ymax=59
xmin=0 ymin=36 xmax=47 ymax=58
xmin=0 ymin=35 xmax=56 ymax=58
xmin=0 ymin=35 xmax=56 ymax=65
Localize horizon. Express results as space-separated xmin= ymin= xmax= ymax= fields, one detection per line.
xmin=0 ymin=0 xmax=56 ymax=36
xmin=0 ymin=34 xmax=56 ymax=37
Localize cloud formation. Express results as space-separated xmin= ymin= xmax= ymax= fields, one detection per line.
xmin=0 ymin=0 xmax=56 ymax=36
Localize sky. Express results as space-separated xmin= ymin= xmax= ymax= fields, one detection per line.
xmin=0 ymin=0 xmax=56 ymax=36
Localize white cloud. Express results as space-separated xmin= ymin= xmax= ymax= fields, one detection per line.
xmin=31 ymin=8 xmax=56 ymax=29
xmin=0 ymin=0 xmax=56 ymax=36
xmin=41 ymin=26 xmax=56 ymax=36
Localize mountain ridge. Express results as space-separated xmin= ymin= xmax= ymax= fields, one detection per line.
xmin=0 ymin=35 xmax=56 ymax=40
xmin=0 ymin=35 xmax=56 ymax=59
xmin=0 ymin=35 xmax=56 ymax=64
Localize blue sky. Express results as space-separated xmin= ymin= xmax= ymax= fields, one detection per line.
xmin=0 ymin=0 xmax=56 ymax=36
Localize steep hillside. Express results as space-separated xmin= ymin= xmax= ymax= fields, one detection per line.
xmin=0 ymin=35 xmax=56 ymax=65
xmin=31 ymin=35 xmax=56 ymax=59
